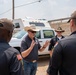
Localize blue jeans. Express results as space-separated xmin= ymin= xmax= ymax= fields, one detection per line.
xmin=23 ymin=60 xmax=37 ymax=75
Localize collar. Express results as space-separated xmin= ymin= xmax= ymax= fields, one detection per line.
xmin=56 ymin=35 xmax=63 ymax=38
xmin=27 ymin=35 xmax=35 ymax=41
xmin=70 ymin=31 xmax=76 ymax=35
xmin=0 ymin=39 xmax=7 ymax=43
xmin=27 ymin=35 xmax=31 ymax=41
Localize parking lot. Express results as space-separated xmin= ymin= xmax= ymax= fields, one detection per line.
xmin=36 ymin=55 xmax=50 ymax=75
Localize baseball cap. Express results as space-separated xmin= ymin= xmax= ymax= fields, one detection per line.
xmin=0 ymin=18 xmax=14 ymax=32
xmin=68 ymin=11 xmax=76 ymax=23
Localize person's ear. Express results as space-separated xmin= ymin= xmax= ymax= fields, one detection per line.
xmin=7 ymin=31 xmax=12 ymax=42
xmin=7 ymin=31 xmax=10 ymax=37
xmin=8 ymin=31 xmax=12 ymax=37
xmin=71 ymin=19 xmax=74 ymax=27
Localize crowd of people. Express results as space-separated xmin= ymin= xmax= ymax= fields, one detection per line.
xmin=0 ymin=10 xmax=76 ymax=75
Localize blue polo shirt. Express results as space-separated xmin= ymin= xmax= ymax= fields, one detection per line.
xmin=20 ymin=35 xmax=41 ymax=61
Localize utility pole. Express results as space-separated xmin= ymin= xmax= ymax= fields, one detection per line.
xmin=12 ymin=0 xmax=15 ymax=19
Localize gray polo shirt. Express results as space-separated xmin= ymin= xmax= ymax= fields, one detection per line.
xmin=20 ymin=35 xmax=41 ymax=61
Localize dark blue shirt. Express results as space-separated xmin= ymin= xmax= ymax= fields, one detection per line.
xmin=49 ymin=31 xmax=76 ymax=75
xmin=0 ymin=39 xmax=24 ymax=75
xmin=21 ymin=35 xmax=41 ymax=61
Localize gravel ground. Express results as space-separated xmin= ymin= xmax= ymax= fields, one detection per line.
xmin=36 ymin=55 xmax=50 ymax=75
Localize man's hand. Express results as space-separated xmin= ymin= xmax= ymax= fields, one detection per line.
xmin=30 ymin=40 xmax=36 ymax=49
xmin=43 ymin=40 xmax=50 ymax=48
xmin=39 ymin=40 xmax=50 ymax=52
xmin=21 ymin=40 xmax=36 ymax=58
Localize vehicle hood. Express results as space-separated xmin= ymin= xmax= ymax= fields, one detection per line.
xmin=9 ymin=38 xmax=21 ymax=45
xmin=10 ymin=38 xmax=20 ymax=42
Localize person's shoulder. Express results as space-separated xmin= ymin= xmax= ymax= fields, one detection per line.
xmin=4 ymin=47 xmax=22 ymax=63
xmin=51 ymin=36 xmax=57 ymax=41
xmin=60 ymin=36 xmax=71 ymax=41
xmin=50 ymin=36 xmax=55 ymax=40
xmin=62 ymin=35 xmax=65 ymax=38
xmin=58 ymin=36 xmax=72 ymax=46
xmin=5 ymin=46 xmax=20 ymax=55
xmin=3 ymin=46 xmax=20 ymax=60
xmin=22 ymin=35 xmax=28 ymax=42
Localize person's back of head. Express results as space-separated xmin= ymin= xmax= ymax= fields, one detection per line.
xmin=71 ymin=11 xmax=76 ymax=25
xmin=68 ymin=11 xmax=76 ymax=32
xmin=0 ymin=18 xmax=14 ymax=42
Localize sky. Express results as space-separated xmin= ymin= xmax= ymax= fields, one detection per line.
xmin=0 ymin=0 xmax=76 ymax=20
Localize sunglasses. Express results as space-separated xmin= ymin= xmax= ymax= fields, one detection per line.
xmin=29 ymin=30 xmax=36 ymax=33
xmin=57 ymin=31 xmax=62 ymax=33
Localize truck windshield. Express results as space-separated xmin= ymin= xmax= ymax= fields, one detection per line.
xmin=13 ymin=30 xmax=27 ymax=39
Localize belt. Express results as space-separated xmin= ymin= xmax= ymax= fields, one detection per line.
xmin=25 ymin=60 xmax=37 ymax=63
xmin=31 ymin=60 xmax=37 ymax=63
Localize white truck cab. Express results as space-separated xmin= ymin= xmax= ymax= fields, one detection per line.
xmin=9 ymin=27 xmax=56 ymax=55
xmin=13 ymin=18 xmax=51 ymax=33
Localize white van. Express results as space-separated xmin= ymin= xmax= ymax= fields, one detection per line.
xmin=9 ymin=27 xmax=56 ymax=55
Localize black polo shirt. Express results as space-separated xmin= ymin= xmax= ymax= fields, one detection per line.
xmin=0 ymin=39 xmax=24 ymax=75
xmin=21 ymin=35 xmax=41 ymax=61
xmin=48 ymin=35 xmax=64 ymax=51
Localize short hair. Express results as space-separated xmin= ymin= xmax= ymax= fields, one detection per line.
xmin=0 ymin=18 xmax=14 ymax=32
xmin=68 ymin=11 xmax=76 ymax=25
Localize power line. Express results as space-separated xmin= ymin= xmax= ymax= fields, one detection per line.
xmin=0 ymin=9 xmax=11 ymax=15
xmin=0 ymin=0 xmax=42 ymax=15
xmin=15 ymin=0 xmax=41 ymax=8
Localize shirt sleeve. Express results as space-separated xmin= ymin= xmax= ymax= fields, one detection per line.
xmin=10 ymin=53 xmax=24 ymax=75
xmin=48 ymin=39 xmax=54 ymax=51
xmin=38 ymin=41 xmax=41 ymax=49
xmin=49 ymin=41 xmax=63 ymax=75
xmin=35 ymin=38 xmax=41 ymax=49
xmin=20 ymin=40 xmax=28 ymax=52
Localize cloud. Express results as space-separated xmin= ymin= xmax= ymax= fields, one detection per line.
xmin=47 ymin=0 xmax=57 ymax=6
xmin=0 ymin=0 xmax=4 ymax=4
xmin=0 ymin=0 xmax=8 ymax=4
xmin=65 ymin=0 xmax=71 ymax=2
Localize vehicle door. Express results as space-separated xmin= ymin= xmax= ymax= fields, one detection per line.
xmin=35 ymin=29 xmax=55 ymax=55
